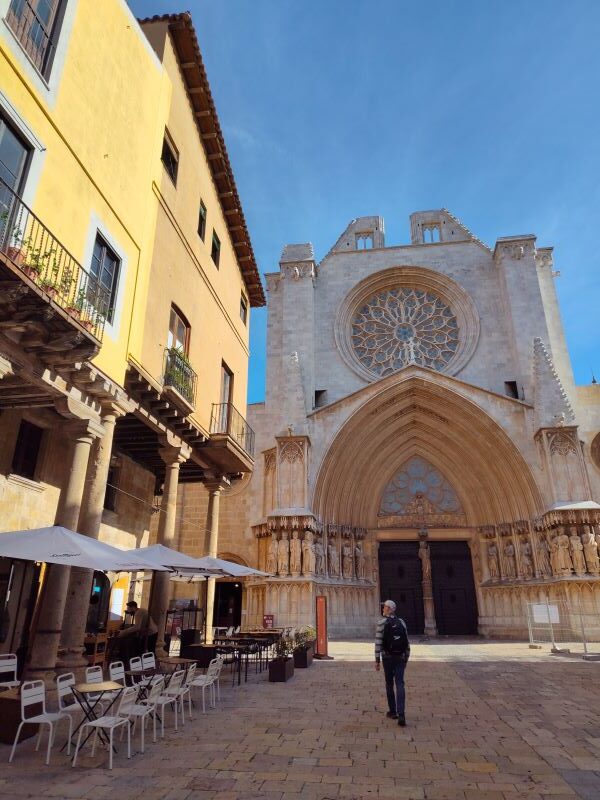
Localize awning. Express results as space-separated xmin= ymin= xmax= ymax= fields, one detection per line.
xmin=0 ymin=526 xmax=167 ymax=572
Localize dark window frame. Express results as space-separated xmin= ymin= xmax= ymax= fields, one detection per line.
xmin=11 ymin=419 xmax=43 ymax=480
xmin=198 ymin=200 xmax=207 ymax=241
xmin=211 ymin=230 xmax=220 ymax=267
xmin=89 ymin=232 xmax=121 ymax=325
xmin=161 ymin=131 xmax=179 ymax=185
xmin=0 ymin=113 xmax=33 ymax=195
xmin=168 ymin=304 xmax=191 ymax=354
xmin=6 ymin=0 xmax=68 ymax=80
xmin=240 ymin=293 xmax=248 ymax=325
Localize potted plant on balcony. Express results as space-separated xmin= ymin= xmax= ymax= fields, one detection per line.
xmin=66 ymin=287 xmax=87 ymax=321
xmin=268 ymin=634 xmax=294 ymax=682
xmin=1 ymin=218 xmax=28 ymax=270
xmin=293 ymin=626 xmax=316 ymax=668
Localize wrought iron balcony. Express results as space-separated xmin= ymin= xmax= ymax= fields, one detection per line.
xmin=0 ymin=177 xmax=109 ymax=341
xmin=163 ymin=347 xmax=197 ymax=410
xmin=210 ymin=402 xmax=255 ymax=458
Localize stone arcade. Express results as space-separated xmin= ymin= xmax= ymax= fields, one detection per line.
xmin=219 ymin=209 xmax=600 ymax=638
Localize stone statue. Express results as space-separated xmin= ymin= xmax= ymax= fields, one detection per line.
xmin=302 ymin=531 xmax=316 ymax=575
xmin=535 ymin=534 xmax=552 ymax=578
xmin=342 ymin=541 xmax=353 ymax=580
xmin=503 ymin=541 xmax=517 ymax=579
xmin=520 ymin=539 xmax=534 ymax=580
xmin=549 ymin=535 xmax=560 ymax=576
xmin=556 ymin=529 xmax=573 ymax=576
xmin=354 ymin=541 xmax=366 ymax=580
xmin=314 ymin=536 xmax=325 ymax=576
xmin=582 ymin=526 xmax=600 ymax=575
xmin=487 ymin=543 xmax=500 ymax=581
xmin=290 ymin=529 xmax=301 ymax=576
xmin=328 ymin=540 xmax=340 ymax=577
xmin=418 ymin=541 xmax=432 ymax=581
xmin=277 ymin=531 xmax=290 ymax=576
xmin=569 ymin=528 xmax=586 ymax=576
xmin=266 ymin=535 xmax=278 ymax=575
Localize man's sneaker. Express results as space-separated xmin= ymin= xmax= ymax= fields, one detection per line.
xmin=397 ymin=715 xmax=406 ymax=726
xmin=386 ymin=711 xmax=398 ymax=719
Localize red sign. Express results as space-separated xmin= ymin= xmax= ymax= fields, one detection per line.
xmin=315 ymin=595 xmax=328 ymax=657
xmin=263 ymin=614 xmax=274 ymax=629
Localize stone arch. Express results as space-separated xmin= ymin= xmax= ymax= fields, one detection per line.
xmin=312 ymin=372 xmax=543 ymax=527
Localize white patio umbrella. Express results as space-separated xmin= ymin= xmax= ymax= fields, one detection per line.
xmin=189 ymin=555 xmax=270 ymax=577
xmin=134 ymin=544 xmax=218 ymax=575
xmin=0 ymin=526 xmax=167 ymax=572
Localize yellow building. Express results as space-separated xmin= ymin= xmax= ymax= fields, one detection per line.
xmin=0 ymin=2 xmax=263 ymax=674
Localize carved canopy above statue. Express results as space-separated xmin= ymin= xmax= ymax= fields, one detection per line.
xmin=378 ymin=456 xmax=466 ymax=528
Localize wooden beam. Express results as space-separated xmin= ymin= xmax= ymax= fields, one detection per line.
xmin=201 ymin=132 xmax=218 ymax=140
xmin=190 ymin=87 xmax=206 ymax=95
xmin=224 ymin=208 xmax=240 ymax=216
xmin=233 ymin=241 xmax=249 ymax=249
xmin=228 ymin=225 xmax=244 ymax=232
xmin=207 ymin=152 xmax=223 ymax=161
xmin=219 ymin=191 xmax=234 ymax=198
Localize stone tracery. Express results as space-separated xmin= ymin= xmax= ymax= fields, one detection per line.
xmin=379 ymin=456 xmax=462 ymax=516
xmin=351 ymin=287 xmax=459 ymax=377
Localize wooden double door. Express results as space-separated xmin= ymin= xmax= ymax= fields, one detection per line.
xmin=378 ymin=540 xmax=478 ymax=635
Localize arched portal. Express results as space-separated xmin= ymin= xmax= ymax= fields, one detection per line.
xmin=312 ymin=371 xmax=544 ymax=634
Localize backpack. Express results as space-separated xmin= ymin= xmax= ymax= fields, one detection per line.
xmin=383 ymin=616 xmax=409 ymax=656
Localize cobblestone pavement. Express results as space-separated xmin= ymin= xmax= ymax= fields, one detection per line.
xmin=1 ymin=640 xmax=600 ymax=799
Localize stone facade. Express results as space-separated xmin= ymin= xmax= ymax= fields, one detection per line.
xmin=219 ymin=209 xmax=600 ymax=638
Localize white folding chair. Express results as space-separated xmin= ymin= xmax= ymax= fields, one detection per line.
xmin=140 ymin=676 xmax=165 ymax=740
xmin=128 ymin=656 xmax=144 ymax=684
xmin=117 ymin=684 xmax=155 ymax=754
xmin=108 ymin=661 xmax=126 ymax=686
xmin=190 ymin=657 xmax=221 ymax=712
xmin=56 ymin=673 xmax=83 ymax=723
xmin=0 ymin=653 xmax=19 ymax=689
xmin=141 ymin=677 xmax=178 ymax=738
xmin=85 ymin=665 xmax=117 ymax=709
xmin=225 ymin=626 xmax=234 ymax=637
xmin=141 ymin=652 xmax=156 ymax=672
xmin=9 ymin=680 xmax=72 ymax=765
xmin=72 ymin=686 xmax=134 ymax=770
xmin=161 ymin=670 xmax=186 ymax=730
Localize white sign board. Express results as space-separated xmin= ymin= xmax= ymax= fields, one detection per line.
xmin=110 ymin=587 xmax=125 ymax=618
xmin=532 ymin=603 xmax=559 ymax=624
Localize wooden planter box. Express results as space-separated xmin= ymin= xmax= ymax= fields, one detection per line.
xmin=293 ymin=645 xmax=314 ymax=668
xmin=268 ymin=657 xmax=294 ymax=682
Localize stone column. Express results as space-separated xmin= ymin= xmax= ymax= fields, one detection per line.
xmin=204 ymin=481 xmax=224 ymax=644
xmin=418 ymin=537 xmax=438 ymax=637
xmin=57 ymin=404 xmax=126 ymax=669
xmin=150 ymin=445 xmax=188 ymax=657
xmin=27 ymin=419 xmax=101 ymax=681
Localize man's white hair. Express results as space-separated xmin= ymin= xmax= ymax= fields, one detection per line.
xmin=383 ymin=599 xmax=396 ymax=612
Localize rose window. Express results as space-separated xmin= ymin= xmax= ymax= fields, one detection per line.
xmin=350 ymin=288 xmax=459 ymax=377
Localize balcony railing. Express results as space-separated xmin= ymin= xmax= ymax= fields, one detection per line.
xmin=163 ymin=348 xmax=197 ymax=407
xmin=210 ymin=402 xmax=255 ymax=458
xmin=6 ymin=0 xmax=60 ymax=78
xmin=0 ymin=177 xmax=109 ymax=341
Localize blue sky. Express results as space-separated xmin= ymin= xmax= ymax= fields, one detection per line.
xmin=129 ymin=0 xmax=600 ymax=403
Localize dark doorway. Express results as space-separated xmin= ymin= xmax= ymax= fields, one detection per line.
xmin=378 ymin=541 xmax=424 ymax=634
xmin=429 ymin=541 xmax=478 ymax=635
xmin=213 ymin=581 xmax=242 ymax=629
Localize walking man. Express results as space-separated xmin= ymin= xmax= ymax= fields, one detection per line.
xmin=375 ymin=599 xmax=410 ymax=726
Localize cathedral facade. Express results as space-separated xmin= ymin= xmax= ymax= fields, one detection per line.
xmin=220 ymin=209 xmax=600 ymax=638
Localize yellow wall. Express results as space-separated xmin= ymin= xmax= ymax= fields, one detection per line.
xmin=135 ymin=22 xmax=250 ymax=431
xmin=0 ymin=0 xmax=171 ymax=386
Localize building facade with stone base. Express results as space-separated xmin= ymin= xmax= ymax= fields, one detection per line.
xmin=219 ymin=209 xmax=600 ymax=639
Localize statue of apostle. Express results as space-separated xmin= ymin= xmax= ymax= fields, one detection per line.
xmin=290 ymin=530 xmax=302 ymax=576
xmin=266 ymin=535 xmax=278 ymax=575
xmin=302 ymin=531 xmax=316 ymax=575
xmin=277 ymin=531 xmax=290 ymax=576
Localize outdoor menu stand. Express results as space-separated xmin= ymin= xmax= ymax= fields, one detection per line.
xmin=0 ymin=688 xmax=38 ymax=745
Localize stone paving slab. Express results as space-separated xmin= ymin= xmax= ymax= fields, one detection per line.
xmin=0 ymin=640 xmax=598 ymax=799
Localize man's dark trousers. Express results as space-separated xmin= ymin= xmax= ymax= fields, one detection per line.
xmin=382 ymin=654 xmax=406 ymax=716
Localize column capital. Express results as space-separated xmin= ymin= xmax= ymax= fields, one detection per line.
xmin=204 ymin=472 xmax=230 ymax=494
xmin=158 ymin=443 xmax=190 ymax=466
xmin=100 ymin=399 xmax=130 ymax=421
xmin=64 ymin=416 xmax=105 ymax=443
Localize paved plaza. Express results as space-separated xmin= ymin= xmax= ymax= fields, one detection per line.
xmin=1 ymin=640 xmax=600 ymax=800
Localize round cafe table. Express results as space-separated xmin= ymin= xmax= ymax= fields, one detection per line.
xmin=66 ymin=681 xmax=123 ymax=753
